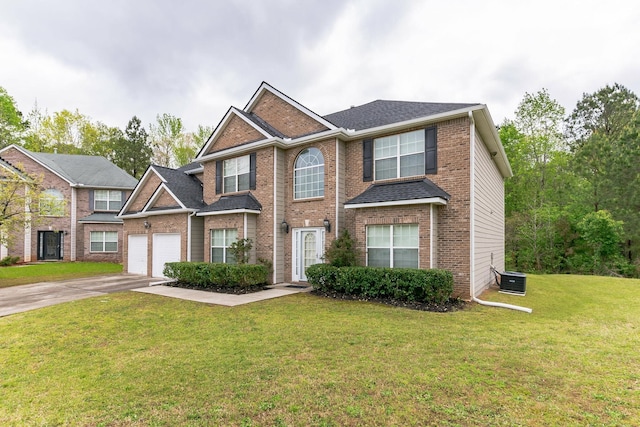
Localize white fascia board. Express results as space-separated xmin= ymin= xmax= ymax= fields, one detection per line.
xmin=344 ymin=197 xmax=448 ymax=209
xmin=244 ymin=82 xmax=337 ymax=130
xmin=196 ymin=209 xmax=261 ymax=217
xmin=142 ymin=183 xmax=187 ymax=212
xmin=118 ymin=208 xmax=195 ymax=219
xmin=117 ymin=166 xmax=160 ymax=216
xmin=196 ymin=107 xmax=272 ymax=160
xmin=183 ymin=165 xmax=204 ymax=175
xmin=472 ymin=107 xmax=513 ymax=178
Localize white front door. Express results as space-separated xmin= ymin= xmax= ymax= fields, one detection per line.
xmin=128 ymin=234 xmax=148 ymax=275
xmin=152 ymin=233 xmax=181 ymax=277
xmin=292 ymin=228 xmax=324 ymax=282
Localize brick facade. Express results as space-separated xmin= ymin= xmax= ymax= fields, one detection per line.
xmin=120 ymin=83 xmax=508 ymax=298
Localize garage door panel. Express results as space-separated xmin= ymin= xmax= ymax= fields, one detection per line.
xmin=152 ymin=233 xmax=181 ymax=277
xmin=128 ymin=235 xmax=148 ymax=275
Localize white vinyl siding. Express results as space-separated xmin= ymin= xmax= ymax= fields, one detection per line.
xmin=473 ymin=130 xmax=505 ymax=295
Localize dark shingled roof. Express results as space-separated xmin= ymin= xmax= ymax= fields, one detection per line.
xmin=199 ymin=192 xmax=262 ymax=214
xmin=78 ymin=213 xmax=123 ymax=223
xmin=236 ymin=109 xmax=286 ymax=139
xmin=152 ymin=165 xmax=205 ymax=210
xmin=324 ymin=100 xmax=479 ymax=131
xmin=345 ymin=178 xmax=451 ymax=206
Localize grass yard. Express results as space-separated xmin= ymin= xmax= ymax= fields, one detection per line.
xmin=0 ymin=262 xmax=122 ymax=288
xmin=1 ymin=274 xmax=639 ymax=426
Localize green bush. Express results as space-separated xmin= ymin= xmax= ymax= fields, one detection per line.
xmin=163 ymin=262 xmax=268 ymax=289
xmin=0 ymin=256 xmax=20 ymax=267
xmin=306 ymin=264 xmax=453 ymax=304
xmin=323 ymin=230 xmax=360 ymax=267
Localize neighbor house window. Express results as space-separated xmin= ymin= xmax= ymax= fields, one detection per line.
xmin=374 ymin=129 xmax=425 ymax=180
xmin=294 ymin=147 xmax=324 ymax=199
xmin=90 ymin=231 xmax=118 ymax=252
xmin=39 ymin=189 xmax=65 ymax=217
xmin=223 ymin=155 xmax=250 ymax=193
xmin=94 ymin=190 xmax=122 ymax=211
xmin=367 ymin=224 xmax=419 ymax=268
xmin=211 ymin=228 xmax=237 ymax=263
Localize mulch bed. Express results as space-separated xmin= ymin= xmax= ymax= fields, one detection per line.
xmin=311 ymin=289 xmax=467 ymax=312
xmin=167 ymin=282 xmax=466 ymax=312
xmin=167 ymin=282 xmax=268 ymax=295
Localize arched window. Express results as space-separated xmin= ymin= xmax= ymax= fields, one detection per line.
xmin=294 ymin=147 xmax=324 ymax=199
xmin=39 ymin=189 xmax=65 ymax=217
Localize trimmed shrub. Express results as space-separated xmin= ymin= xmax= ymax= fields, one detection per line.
xmin=0 ymin=256 xmax=20 ymax=267
xmin=163 ymin=262 xmax=269 ymax=289
xmin=306 ymin=264 xmax=453 ymax=304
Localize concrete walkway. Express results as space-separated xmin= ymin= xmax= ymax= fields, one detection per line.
xmin=0 ymin=274 xmax=311 ymax=317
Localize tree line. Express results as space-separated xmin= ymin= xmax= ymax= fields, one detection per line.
xmin=0 ymin=86 xmax=213 ymax=178
xmin=501 ymin=83 xmax=640 ymax=276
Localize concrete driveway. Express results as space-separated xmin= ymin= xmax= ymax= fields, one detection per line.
xmin=0 ymin=274 xmax=158 ymax=317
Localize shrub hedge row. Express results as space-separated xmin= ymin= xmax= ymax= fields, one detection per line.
xmin=163 ymin=262 xmax=269 ymax=289
xmin=305 ymin=264 xmax=454 ymax=304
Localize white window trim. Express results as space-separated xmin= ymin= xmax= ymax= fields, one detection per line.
xmin=90 ymin=231 xmax=118 ymax=253
xmin=294 ymin=147 xmax=325 ymax=200
xmin=374 ymin=129 xmax=425 ymax=181
xmin=223 ymin=155 xmax=250 ymax=193
xmin=366 ymin=224 xmax=419 ymax=268
xmin=94 ymin=190 xmax=122 ymax=212
xmin=210 ymin=228 xmax=237 ymax=263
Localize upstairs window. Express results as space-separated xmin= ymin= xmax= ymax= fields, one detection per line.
xmin=363 ymin=127 xmax=436 ymax=182
xmin=94 ymin=190 xmax=122 ymax=211
xmin=211 ymin=228 xmax=237 ymax=264
xmin=39 ymin=189 xmax=65 ymax=217
xmin=90 ymin=231 xmax=118 ymax=252
xmin=224 ymin=155 xmax=250 ymax=193
xmin=367 ymin=224 xmax=419 ymax=268
xmin=216 ymin=153 xmax=256 ymax=194
xmin=294 ymin=147 xmax=324 ymax=199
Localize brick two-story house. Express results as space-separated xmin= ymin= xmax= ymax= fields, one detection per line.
xmin=0 ymin=145 xmax=138 ymax=263
xmin=119 ymin=82 xmax=511 ymax=298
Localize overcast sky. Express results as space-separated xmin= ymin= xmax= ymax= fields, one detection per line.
xmin=1 ymin=0 xmax=639 ymax=133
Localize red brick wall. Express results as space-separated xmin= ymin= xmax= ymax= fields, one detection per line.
xmin=127 ymin=174 xmax=161 ymax=213
xmin=250 ymin=91 xmax=328 ymax=138
xmin=204 ymin=114 xmax=264 ymax=155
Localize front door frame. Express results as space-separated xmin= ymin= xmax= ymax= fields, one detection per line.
xmin=37 ymin=230 xmax=64 ymax=260
xmin=292 ymin=227 xmax=325 ymax=282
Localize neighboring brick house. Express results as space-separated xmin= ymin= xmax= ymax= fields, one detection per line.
xmin=119 ymin=82 xmax=512 ymax=298
xmin=0 ymin=145 xmax=138 ymax=263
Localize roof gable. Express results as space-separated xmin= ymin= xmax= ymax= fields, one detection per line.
xmin=197 ymin=107 xmax=273 ymax=159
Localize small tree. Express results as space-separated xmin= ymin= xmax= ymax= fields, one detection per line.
xmin=0 ymin=164 xmax=42 ymax=249
xmin=323 ymin=229 xmax=360 ymax=267
xmin=576 ymin=210 xmax=625 ymax=274
xmin=228 ymin=238 xmax=253 ymax=264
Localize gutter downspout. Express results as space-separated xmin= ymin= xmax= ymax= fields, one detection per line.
xmin=468 ymin=111 xmax=532 ymax=314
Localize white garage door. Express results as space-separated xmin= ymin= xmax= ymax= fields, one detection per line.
xmin=152 ymin=233 xmax=181 ymax=278
xmin=128 ymin=234 xmax=148 ymax=275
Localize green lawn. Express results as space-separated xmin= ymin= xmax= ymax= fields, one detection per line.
xmin=1 ymin=274 xmax=639 ymax=426
xmin=0 ymin=262 xmax=122 ymax=288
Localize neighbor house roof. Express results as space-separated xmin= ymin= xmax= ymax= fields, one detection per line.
xmin=324 ymin=100 xmax=480 ymax=131
xmin=2 ymin=145 xmax=138 ymax=189
xmin=197 ymin=192 xmax=262 ymax=216
xmin=345 ymin=178 xmax=451 ymax=208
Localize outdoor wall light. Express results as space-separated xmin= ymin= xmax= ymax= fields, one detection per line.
xmin=144 ymin=220 xmax=151 ymax=229
xmin=281 ymin=219 xmax=289 ymax=234
xmin=323 ymin=218 xmax=331 ymax=232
